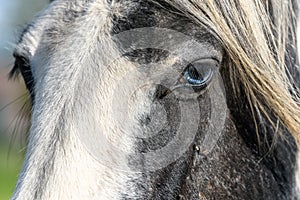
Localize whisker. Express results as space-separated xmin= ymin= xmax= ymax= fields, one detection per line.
xmin=6 ymin=96 xmax=31 ymax=160
xmin=3 ymin=61 xmax=15 ymax=69
xmin=0 ymin=92 xmax=29 ymax=113
xmin=5 ymin=41 xmax=19 ymax=49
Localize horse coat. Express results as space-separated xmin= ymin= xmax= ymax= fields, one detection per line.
xmin=10 ymin=0 xmax=300 ymax=199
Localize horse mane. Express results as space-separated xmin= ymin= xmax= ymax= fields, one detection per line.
xmin=164 ymin=0 xmax=300 ymax=144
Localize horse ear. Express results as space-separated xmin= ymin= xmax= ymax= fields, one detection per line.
xmin=13 ymin=3 xmax=59 ymax=60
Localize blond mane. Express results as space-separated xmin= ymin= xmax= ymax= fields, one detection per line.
xmin=166 ymin=0 xmax=300 ymax=143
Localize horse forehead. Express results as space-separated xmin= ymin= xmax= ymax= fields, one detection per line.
xmin=108 ymin=0 xmax=222 ymax=53
xmin=17 ymin=0 xmax=219 ymax=57
xmin=15 ymin=0 xmax=222 ymax=81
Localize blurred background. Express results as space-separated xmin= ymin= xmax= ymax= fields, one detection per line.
xmin=0 ymin=1 xmax=47 ymax=199
xmin=0 ymin=1 xmax=300 ymax=200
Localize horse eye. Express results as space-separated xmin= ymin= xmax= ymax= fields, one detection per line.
xmin=182 ymin=61 xmax=214 ymax=88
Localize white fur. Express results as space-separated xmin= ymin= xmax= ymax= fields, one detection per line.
xmin=12 ymin=1 xmax=139 ymax=199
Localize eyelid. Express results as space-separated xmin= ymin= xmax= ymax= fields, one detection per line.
xmin=189 ymin=57 xmax=220 ymax=66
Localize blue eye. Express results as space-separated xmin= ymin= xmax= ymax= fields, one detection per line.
xmin=183 ymin=63 xmax=213 ymax=86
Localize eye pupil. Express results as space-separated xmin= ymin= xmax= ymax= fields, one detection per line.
xmin=187 ymin=64 xmax=202 ymax=80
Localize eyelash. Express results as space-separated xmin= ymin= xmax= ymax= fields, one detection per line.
xmin=11 ymin=55 xmax=35 ymax=101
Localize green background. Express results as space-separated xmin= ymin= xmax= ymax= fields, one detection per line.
xmin=0 ymin=143 xmax=24 ymax=200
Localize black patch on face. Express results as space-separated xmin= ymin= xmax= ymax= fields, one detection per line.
xmin=110 ymin=2 xmax=200 ymax=199
xmin=110 ymin=1 xmax=217 ymax=199
xmin=221 ymin=58 xmax=298 ymax=198
xmin=123 ymin=48 xmax=169 ymax=64
xmin=111 ymin=1 xmax=156 ymax=34
xmin=111 ymin=0 xmax=183 ymax=35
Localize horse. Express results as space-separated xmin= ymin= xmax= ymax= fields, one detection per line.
xmin=9 ymin=0 xmax=300 ymax=199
